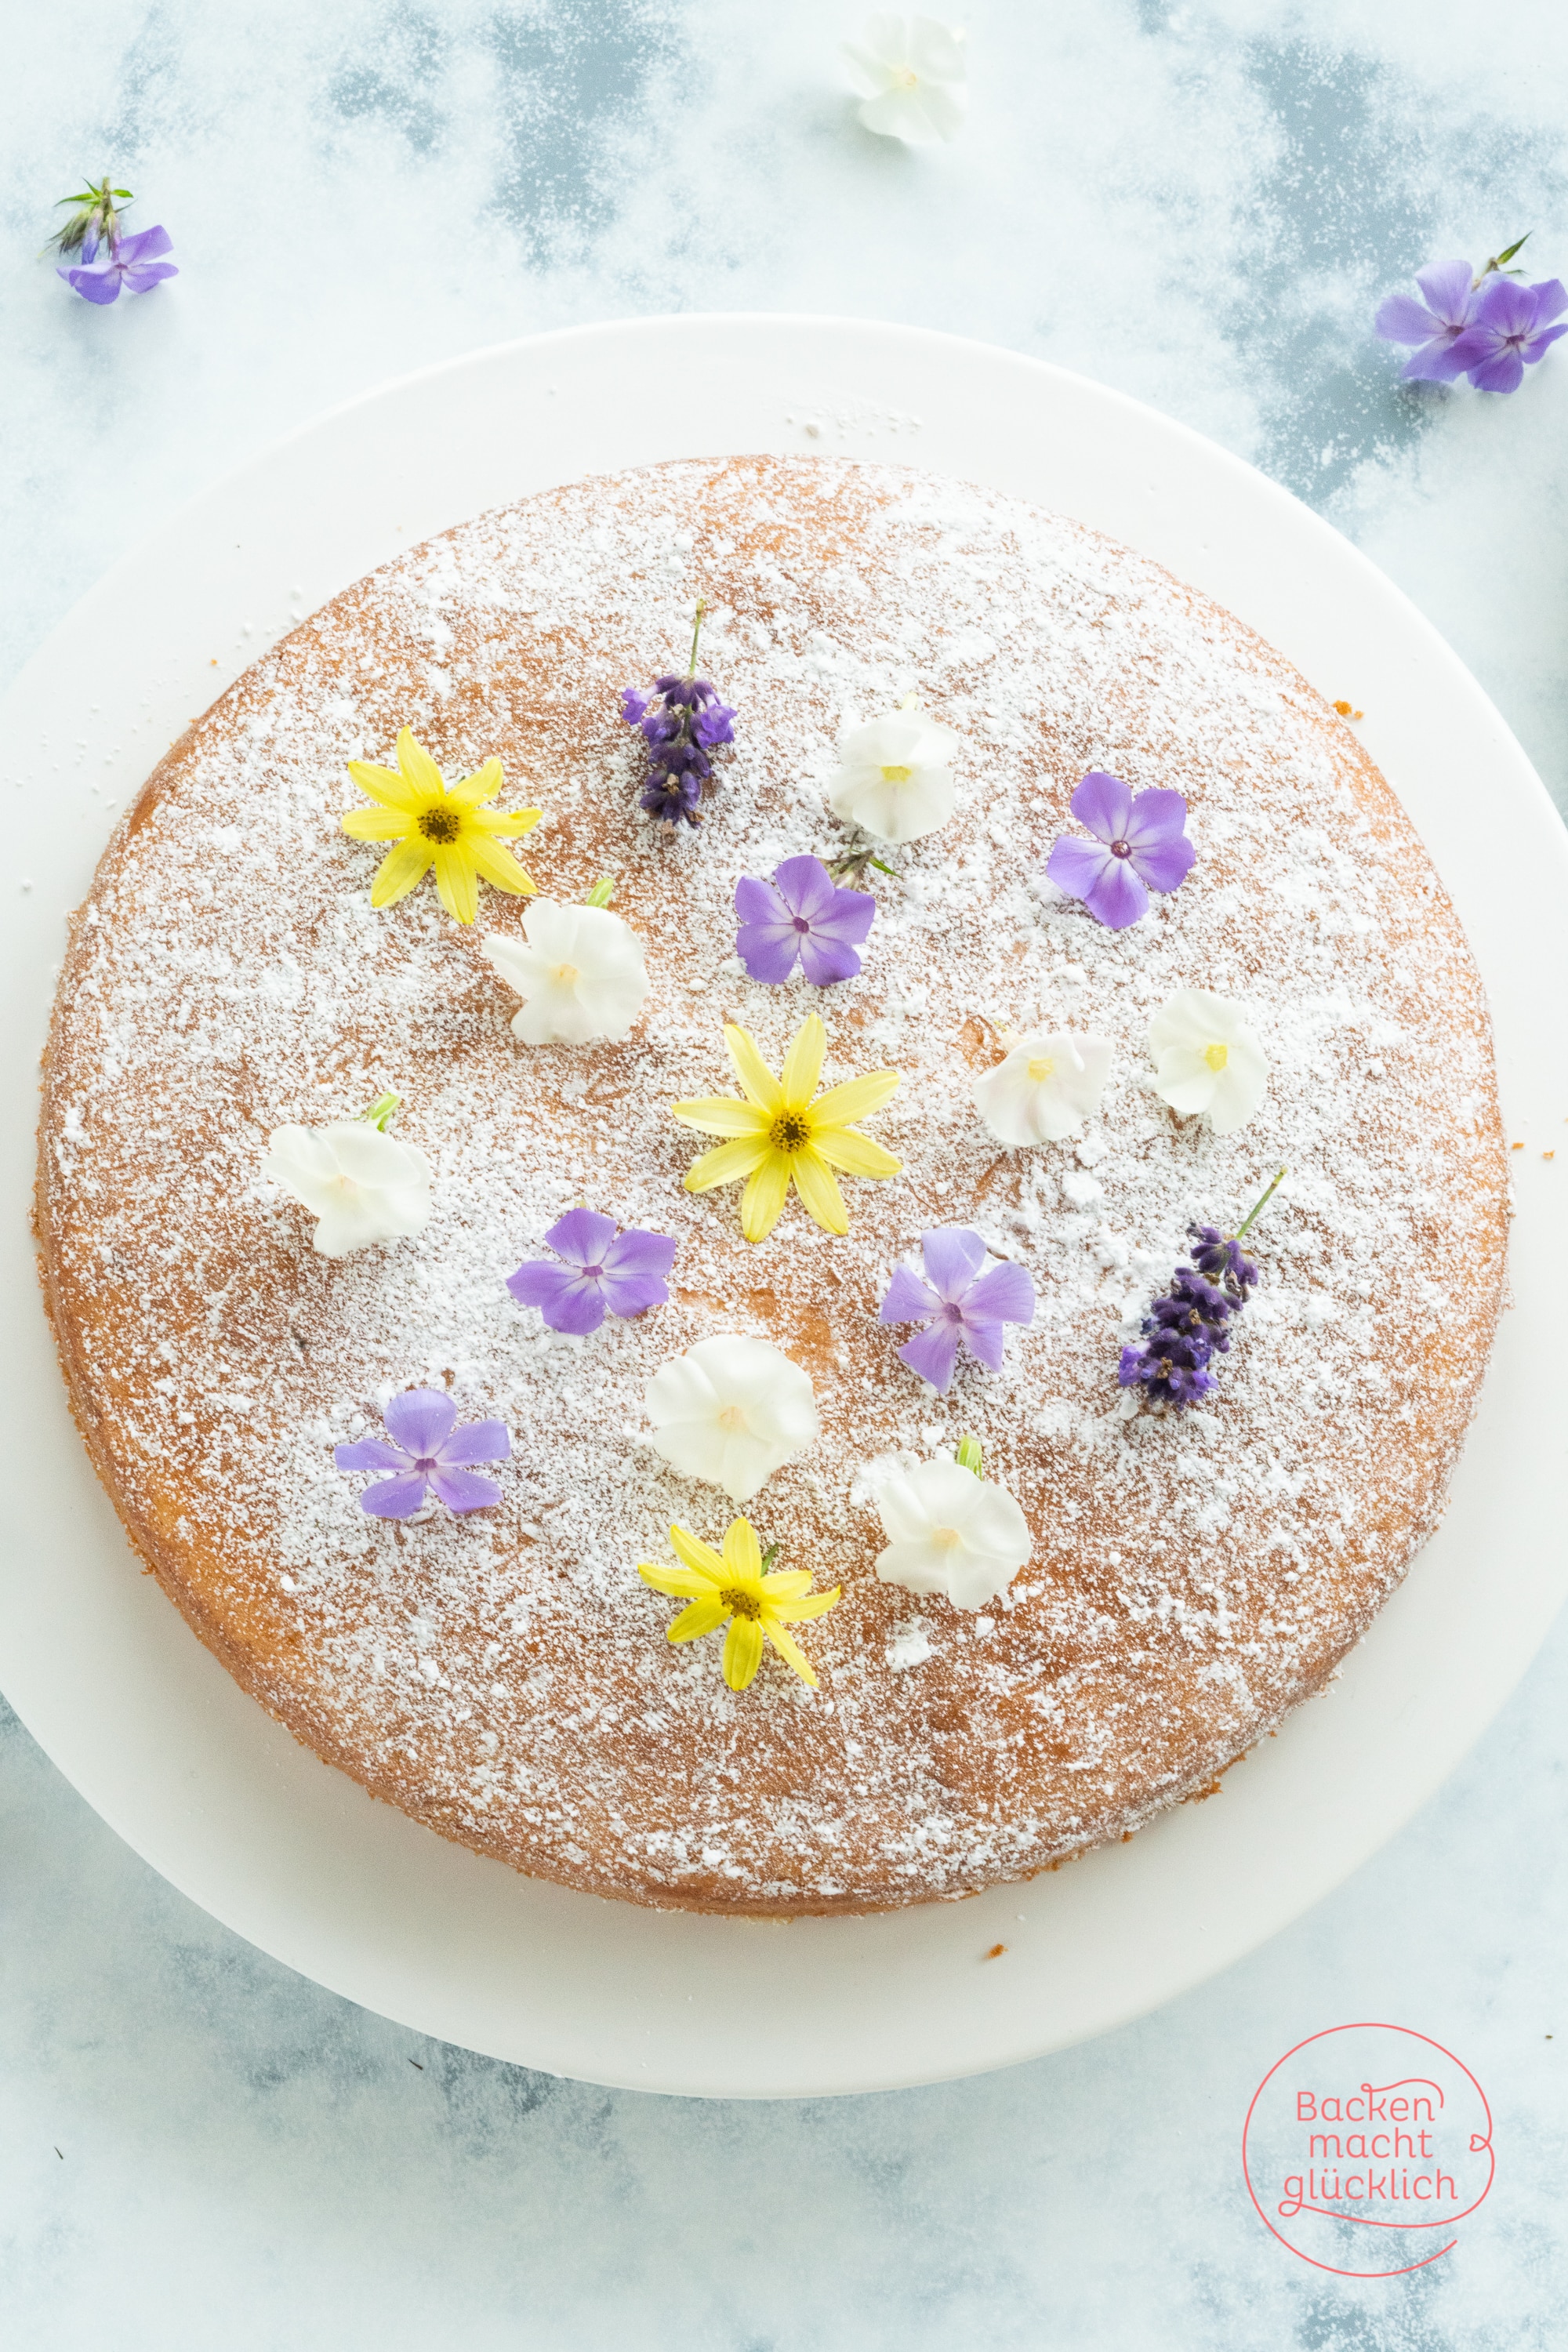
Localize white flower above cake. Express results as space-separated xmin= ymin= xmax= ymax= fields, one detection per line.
xmin=826 ymin=707 xmax=960 ymax=844
xmin=841 ymin=14 xmax=968 ymax=146
xmin=872 ymin=1446 xmax=1031 ymax=1612
xmin=483 ymin=899 xmax=648 ymax=1045
xmin=973 ymin=1029 xmax=1113 ymax=1146
xmin=261 ymin=1115 xmax=432 ymax=1258
xmin=1148 ymin=989 xmax=1269 ymax=1136
xmin=645 ymin=1335 xmax=819 ymax=1504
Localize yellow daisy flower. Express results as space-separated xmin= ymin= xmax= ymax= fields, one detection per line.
xmin=340 ymin=727 xmax=542 ymax=925
xmin=672 ymin=1013 xmax=902 ymax=1243
xmin=639 ymin=1516 xmax=840 ymax=1690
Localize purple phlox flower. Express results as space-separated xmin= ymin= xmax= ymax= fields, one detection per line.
xmin=1117 ymin=1328 xmax=1215 ymax=1411
xmin=58 ymin=222 xmax=177 ymax=306
xmin=1044 ymin=771 xmax=1196 ymax=930
xmin=506 ymin=1207 xmax=677 ymax=1337
xmin=735 ymin=855 xmax=876 ymax=986
xmin=1374 ymin=257 xmax=1481 ymax=383
xmin=1449 ymin=274 xmax=1568 ymax=394
xmin=879 ymin=1227 xmax=1036 ymax=1393
xmin=1149 ymin=1266 xmax=1236 ymax=1354
xmin=334 ymin=1388 xmax=510 ymax=1519
xmin=1186 ymin=1223 xmax=1258 ymax=1301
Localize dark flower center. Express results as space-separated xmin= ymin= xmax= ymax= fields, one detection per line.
xmin=792 ymin=915 xmax=811 ymax=933
xmin=1109 ymin=838 xmax=1132 ymax=858
xmin=418 ymin=804 xmax=463 ymax=844
xmin=720 ymin=1587 xmax=760 ymax=1619
xmin=769 ymin=1112 xmax=811 ymax=1152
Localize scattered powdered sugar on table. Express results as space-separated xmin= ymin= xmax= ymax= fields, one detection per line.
xmin=38 ymin=457 xmax=1506 ymax=1911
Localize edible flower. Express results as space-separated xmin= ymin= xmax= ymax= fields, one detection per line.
xmin=1044 ymin=771 xmax=1195 ymax=930
xmin=972 ymin=1026 xmax=1112 ymax=1145
xmin=1374 ymin=256 xmax=1484 ymax=383
xmin=262 ymin=1094 xmax=432 ymax=1258
xmin=645 ymin=1335 xmax=819 ymax=1503
xmin=673 ymin=1014 xmax=902 ymax=1242
xmin=341 ymin=728 xmax=540 ymax=925
xmin=1147 ymin=989 xmax=1269 ymax=1136
xmin=734 ymin=855 xmax=875 ymax=985
xmin=507 ymin=1209 xmax=677 ymax=1334
xmin=879 ymin=1229 xmax=1036 ymax=1393
xmin=1117 ymin=1169 xmax=1284 ymax=1411
xmin=334 ymin=1388 xmax=510 ymax=1517
xmin=639 ymin=1515 xmax=840 ymax=1690
xmin=871 ymin=1440 xmax=1031 ymax=1612
xmin=841 ymin=14 xmax=968 ymax=146
xmin=49 ymin=175 xmax=135 ymax=259
xmin=826 ymin=704 xmax=960 ymax=844
xmin=483 ymin=898 xmax=649 ymax=1044
xmin=622 ymin=599 xmax=736 ymax=826
xmin=1450 ymin=274 xmax=1568 ymax=394
xmin=58 ymin=221 xmax=177 ymax=304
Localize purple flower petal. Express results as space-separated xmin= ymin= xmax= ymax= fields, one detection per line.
xmin=735 ymin=921 xmax=803 ymax=983
xmin=546 ymin=1207 xmax=619 ymax=1269
xmin=66 ymin=267 xmax=122 ymax=304
xmin=435 ymin=1419 xmax=512 ymax=1466
xmin=771 ymin=855 xmax=840 ymax=923
xmin=360 ymin=1472 xmax=430 ymax=1519
xmin=898 ymin=1323 xmax=963 ymax=1392
xmin=735 ymin=873 xmax=789 ymax=927
xmin=1473 ymin=276 xmax=1537 ymax=336
xmin=599 ymin=1269 xmax=671 ymax=1318
xmin=1045 ymin=835 xmax=1114 ymax=901
xmin=1375 ymin=292 xmax=1443 ymax=345
xmin=956 ymin=1312 xmax=1007 ymax=1372
xmin=1121 ymin=787 xmax=1191 ymax=848
xmin=507 ymin=1261 xmax=608 ymax=1334
xmin=1523 ymin=322 xmax=1568 ymax=362
xmin=1413 ymin=257 xmax=1475 ymax=325
xmin=1527 ymin=277 xmax=1568 ymax=327
xmin=117 ymin=223 xmax=174 ymax=264
xmin=964 ymin=1260 xmax=1036 ymax=1325
xmin=920 ymin=1229 xmax=989 ymax=1301
xmin=812 ymin=889 xmax=877 ymax=946
xmin=1083 ymin=857 xmax=1151 ymax=929
xmin=880 ymin=1265 xmax=940 ymax=1323
xmin=427 ymin=1466 xmax=503 ymax=1512
xmin=1466 ymin=347 xmax=1526 ymax=394
xmin=121 ymin=262 xmax=180 ymax=292
xmin=602 ymin=1229 xmax=678 ymax=1283
xmin=797 ymin=929 xmax=864 ymax=986
xmin=333 ymin=1437 xmax=411 ymax=1473
xmin=383 ymin=1388 xmax=458 ymax=1457
xmin=620 ymin=688 xmax=650 ymax=725
xmin=1068 ymin=770 xmax=1134 ymax=844
xmin=1401 ymin=340 xmax=1471 ymax=383
xmin=1128 ymin=831 xmax=1196 ymax=895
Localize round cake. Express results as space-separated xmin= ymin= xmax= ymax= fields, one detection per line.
xmin=34 ymin=455 xmax=1507 ymax=1914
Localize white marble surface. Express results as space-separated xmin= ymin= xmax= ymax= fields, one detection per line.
xmin=2 ymin=2 xmax=1565 ymax=2341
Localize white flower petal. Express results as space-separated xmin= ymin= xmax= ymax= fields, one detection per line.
xmin=843 ymin=14 xmax=967 ymax=143
xmin=826 ymin=713 xmax=960 ymax=844
xmin=973 ymin=1031 xmax=1112 ymax=1146
xmin=872 ymin=1457 xmax=1030 ymax=1612
xmin=1149 ymin=990 xmax=1269 ymax=1135
xmin=483 ymin=902 xmax=648 ymax=1046
xmin=262 ymin=1121 xmax=432 ymax=1258
xmin=645 ymin=1337 xmax=818 ymax=1504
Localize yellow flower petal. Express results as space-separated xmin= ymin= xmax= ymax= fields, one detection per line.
xmin=811 ymin=1069 xmax=901 ymax=1126
xmin=669 ymin=1525 xmax=728 ymax=1581
xmin=470 ymin=805 xmax=543 ymax=837
xmin=671 ymin=1098 xmax=771 ymax=1138
xmin=762 ymin=1619 xmax=818 ymax=1686
xmin=464 ymin=829 xmax=535 ymax=896
xmin=790 ymin=1147 xmax=848 ymax=1236
xmin=779 ymin=1014 xmax=826 ymax=1105
xmin=772 ymin=1584 xmax=841 ymax=1624
xmin=740 ymin=1152 xmax=791 ymax=1242
xmin=723 ymin=1025 xmax=784 ymax=1112
xmin=684 ymin=1135 xmax=771 ymax=1192
xmin=445 ymin=757 xmax=505 ymax=809
xmin=432 ymin=842 xmax=479 ymax=924
xmin=369 ymin=837 xmax=435 ymax=907
xmin=721 ymin=1517 xmax=763 ymax=1579
xmin=341 ymin=807 xmax=416 ymax=842
xmin=760 ymin=1569 xmax=813 ymax=1601
xmin=812 ymin=1127 xmax=902 ymax=1179
xmin=723 ymin=1616 xmax=765 ymax=1690
xmin=638 ymin=1561 xmax=717 ymax=1599
xmin=667 ymin=1598 xmax=731 ymax=1645
xmin=346 ymin=758 xmax=422 ymax=813
xmin=396 ymin=728 xmax=446 ymax=798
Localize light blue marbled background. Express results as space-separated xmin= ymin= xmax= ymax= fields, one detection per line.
xmin=2 ymin=3 xmax=1564 ymax=2343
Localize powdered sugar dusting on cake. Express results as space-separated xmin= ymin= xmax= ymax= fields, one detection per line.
xmin=36 ymin=458 xmax=1506 ymax=1912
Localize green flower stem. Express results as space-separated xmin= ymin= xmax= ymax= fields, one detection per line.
xmin=583 ymin=877 xmax=616 ymax=909
xmin=1232 ymin=1166 xmax=1287 ymax=1242
xmin=760 ymin=1541 xmax=782 ymax=1570
xmin=687 ymin=597 xmax=707 ymax=677
xmin=358 ymin=1091 xmax=401 ymax=1132
xmin=955 ymin=1432 xmax=983 ymax=1479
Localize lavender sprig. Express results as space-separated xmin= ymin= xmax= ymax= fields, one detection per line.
xmin=1118 ymin=1167 xmax=1286 ymax=1411
xmin=621 ymin=599 xmax=736 ymax=828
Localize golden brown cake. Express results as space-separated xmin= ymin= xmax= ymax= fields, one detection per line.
xmin=34 ymin=455 xmax=1507 ymax=1913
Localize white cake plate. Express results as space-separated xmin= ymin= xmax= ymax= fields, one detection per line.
xmin=3 ymin=318 xmax=1564 ymax=2099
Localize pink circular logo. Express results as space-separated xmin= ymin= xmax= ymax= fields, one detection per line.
xmin=1243 ymin=2023 xmax=1495 ymax=2277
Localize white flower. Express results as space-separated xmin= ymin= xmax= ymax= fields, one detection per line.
xmin=482 ymin=900 xmax=648 ymax=1045
xmin=826 ymin=710 xmax=960 ymax=844
xmin=842 ymin=13 xmax=968 ymax=145
xmin=645 ymin=1336 xmax=819 ymax=1504
xmin=261 ymin=1123 xmax=432 ymax=1259
xmin=872 ymin=1456 xmax=1030 ymax=1613
xmin=973 ymin=1029 xmax=1112 ymax=1147
xmin=1148 ymin=989 xmax=1269 ymax=1137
